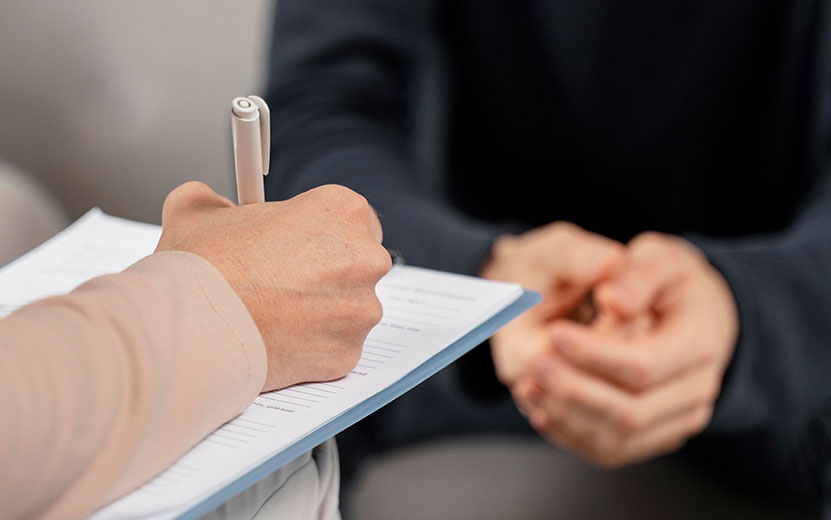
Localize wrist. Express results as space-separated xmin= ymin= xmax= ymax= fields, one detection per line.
xmin=708 ymin=265 xmax=741 ymax=357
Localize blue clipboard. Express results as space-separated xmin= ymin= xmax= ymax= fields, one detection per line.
xmin=176 ymin=289 xmax=540 ymax=519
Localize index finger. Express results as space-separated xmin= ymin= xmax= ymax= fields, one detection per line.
xmin=548 ymin=227 xmax=624 ymax=289
xmin=595 ymin=233 xmax=702 ymax=317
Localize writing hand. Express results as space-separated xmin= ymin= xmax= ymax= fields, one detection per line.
xmin=156 ymin=182 xmax=391 ymax=391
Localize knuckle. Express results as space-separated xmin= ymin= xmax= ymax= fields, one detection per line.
xmin=547 ymin=221 xmax=580 ymax=239
xmin=333 ymin=339 xmax=364 ymax=379
xmin=615 ymin=410 xmax=644 ymax=435
xmin=177 ymin=180 xmax=211 ymax=195
xmin=549 ymin=378 xmax=577 ymax=407
xmin=367 ymin=206 xmax=384 ymax=238
xmin=164 ymin=181 xmax=208 ymax=210
xmin=625 ymin=355 xmax=656 ymax=389
xmin=320 ymin=362 xmax=345 ymax=382
xmin=365 ymin=296 xmax=384 ymax=328
xmin=702 ymin=379 xmax=723 ymax=406
xmin=603 ymin=240 xmax=627 ymax=262
xmin=494 ymin=362 xmax=514 ymax=386
xmin=345 ymin=341 xmax=365 ymax=369
xmin=313 ymin=183 xmax=351 ymax=198
xmin=544 ymin=401 xmax=566 ymax=426
xmin=367 ymin=244 xmax=393 ymax=278
xmin=318 ymin=184 xmax=368 ymax=211
xmin=318 ymin=345 xmax=358 ymax=381
xmin=179 ymin=181 xmax=212 ymax=199
xmin=161 ymin=189 xmax=179 ymax=212
xmin=665 ymin=235 xmax=705 ymax=262
xmin=530 ymin=411 xmax=552 ymax=432
xmin=633 ymin=230 xmax=664 ymax=245
xmin=163 ymin=181 xmax=228 ymax=218
xmin=546 ymin=377 xmax=574 ymax=407
xmin=669 ymin=245 xmax=702 ymax=271
xmin=697 ymin=343 xmax=717 ymax=365
xmin=492 ymin=234 xmax=520 ymax=258
xmin=351 ymin=243 xmax=391 ymax=284
xmin=691 ymin=406 xmax=714 ymax=433
xmin=343 ymin=291 xmax=384 ymax=334
xmin=629 ymin=231 xmax=668 ymax=255
xmin=687 ymin=246 xmax=708 ymax=266
xmin=617 ymin=269 xmax=646 ymax=293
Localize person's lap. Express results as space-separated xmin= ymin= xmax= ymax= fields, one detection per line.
xmin=338 ymin=364 xmax=821 ymax=519
xmin=203 ymin=439 xmax=341 ymax=520
xmin=348 ymin=435 xmax=818 ymax=520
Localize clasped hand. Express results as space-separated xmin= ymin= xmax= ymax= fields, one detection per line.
xmin=482 ymin=224 xmax=738 ymax=468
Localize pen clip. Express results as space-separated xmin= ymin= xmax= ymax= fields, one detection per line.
xmin=246 ymin=95 xmax=270 ymax=176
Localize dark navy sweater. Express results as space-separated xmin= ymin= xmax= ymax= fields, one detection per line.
xmin=265 ymin=0 xmax=831 ymax=501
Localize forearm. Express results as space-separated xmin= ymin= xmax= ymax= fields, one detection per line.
xmin=0 ymin=251 xmax=267 ymax=519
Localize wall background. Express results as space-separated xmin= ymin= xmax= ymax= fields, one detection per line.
xmin=0 ymin=0 xmax=273 ymax=223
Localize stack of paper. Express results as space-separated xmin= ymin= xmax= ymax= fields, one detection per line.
xmin=0 ymin=209 xmax=538 ymax=519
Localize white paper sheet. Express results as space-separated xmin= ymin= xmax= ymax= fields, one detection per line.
xmin=0 ymin=209 xmax=524 ymax=519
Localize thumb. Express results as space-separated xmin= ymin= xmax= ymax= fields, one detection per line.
xmin=549 ymin=234 xmax=625 ymax=290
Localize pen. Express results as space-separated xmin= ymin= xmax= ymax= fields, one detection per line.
xmin=230 ymin=95 xmax=270 ymax=205
xmin=230 ymin=95 xmax=404 ymax=265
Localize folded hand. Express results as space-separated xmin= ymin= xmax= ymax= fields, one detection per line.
xmin=510 ymin=232 xmax=739 ymax=467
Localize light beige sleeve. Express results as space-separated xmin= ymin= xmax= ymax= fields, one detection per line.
xmin=0 ymin=251 xmax=267 ymax=520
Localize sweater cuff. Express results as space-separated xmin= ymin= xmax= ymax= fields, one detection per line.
xmin=686 ymin=238 xmax=765 ymax=435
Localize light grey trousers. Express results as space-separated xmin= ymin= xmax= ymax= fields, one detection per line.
xmin=349 ymin=436 xmax=819 ymax=520
xmin=203 ymin=439 xmax=341 ymax=520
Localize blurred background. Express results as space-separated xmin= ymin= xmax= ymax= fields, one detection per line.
xmin=0 ymin=3 xmax=822 ymax=519
xmin=0 ymin=0 xmax=272 ymax=232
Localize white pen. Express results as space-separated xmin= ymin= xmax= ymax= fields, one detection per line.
xmin=230 ymin=95 xmax=407 ymax=265
xmin=230 ymin=95 xmax=270 ymax=204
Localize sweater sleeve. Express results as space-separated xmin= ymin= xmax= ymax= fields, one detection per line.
xmin=686 ymin=166 xmax=831 ymax=500
xmin=0 ymin=251 xmax=267 ymax=520
xmin=264 ymin=0 xmax=520 ymax=277
xmin=264 ymin=1 xmax=527 ymax=404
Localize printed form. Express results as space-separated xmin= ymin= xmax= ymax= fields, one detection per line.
xmin=0 ymin=209 xmax=525 ymax=519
